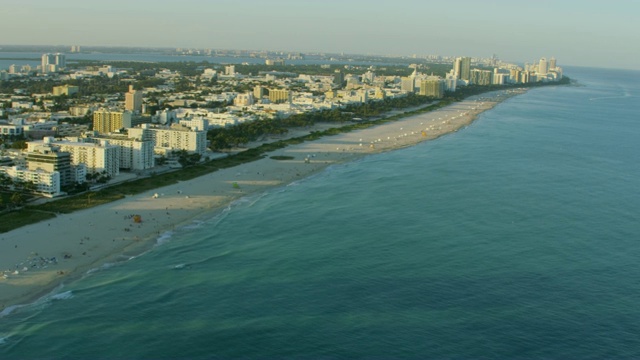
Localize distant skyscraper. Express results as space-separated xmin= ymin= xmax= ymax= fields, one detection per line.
xmin=41 ymin=53 xmax=55 ymax=73
xmin=470 ymin=69 xmax=493 ymax=85
xmin=41 ymin=53 xmax=66 ymax=74
xmin=549 ymin=57 xmax=557 ymax=70
xmin=54 ymin=53 xmax=66 ymax=68
xmin=538 ymin=57 xmax=548 ymax=75
xmin=419 ymin=79 xmax=445 ymax=98
xmin=333 ymin=70 xmax=344 ymax=86
xmin=253 ymin=85 xmax=265 ymax=99
xmin=125 ymin=85 xmax=143 ymax=113
xmin=454 ymin=57 xmax=471 ymax=81
xmin=401 ymin=77 xmax=415 ymax=93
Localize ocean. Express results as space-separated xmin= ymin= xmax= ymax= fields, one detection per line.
xmin=1 ymin=66 xmax=640 ymax=359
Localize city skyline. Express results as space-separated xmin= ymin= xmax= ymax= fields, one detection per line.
xmin=1 ymin=0 xmax=638 ymax=70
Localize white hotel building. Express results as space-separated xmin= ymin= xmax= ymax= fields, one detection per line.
xmin=28 ymin=137 xmax=120 ymax=178
xmin=93 ymin=136 xmax=155 ymax=171
xmin=129 ymin=124 xmax=207 ymax=155
xmin=0 ymin=166 xmax=62 ymax=197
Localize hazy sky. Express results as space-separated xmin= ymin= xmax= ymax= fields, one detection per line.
xmin=2 ymin=0 xmax=638 ymax=70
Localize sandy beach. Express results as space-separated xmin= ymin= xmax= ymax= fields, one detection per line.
xmin=0 ymin=89 xmax=525 ymax=314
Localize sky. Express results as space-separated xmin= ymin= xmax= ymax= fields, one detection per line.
xmin=2 ymin=0 xmax=639 ymax=70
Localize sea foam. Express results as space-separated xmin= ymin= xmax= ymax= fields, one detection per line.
xmin=50 ymin=290 xmax=74 ymax=301
xmin=155 ymin=231 xmax=174 ymax=246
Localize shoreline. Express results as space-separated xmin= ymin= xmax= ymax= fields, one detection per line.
xmin=0 ymin=88 xmax=526 ymax=315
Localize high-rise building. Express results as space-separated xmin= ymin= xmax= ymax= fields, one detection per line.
xmin=362 ymin=71 xmax=376 ymax=84
xmin=0 ymin=166 xmax=61 ymax=197
xmin=26 ymin=143 xmax=73 ymax=187
xmin=253 ymin=86 xmax=265 ymax=100
xmin=93 ymin=110 xmax=133 ymax=133
xmin=54 ymin=53 xmax=66 ymax=68
xmin=56 ymin=141 xmax=119 ymax=178
xmin=41 ymin=53 xmax=66 ymax=74
xmin=470 ymin=69 xmax=493 ymax=85
xmin=509 ymin=69 xmax=521 ymax=84
xmin=41 ymin=53 xmax=55 ymax=73
xmin=401 ymin=77 xmax=415 ymax=93
xmin=445 ymin=73 xmax=457 ymax=92
xmin=419 ymin=79 xmax=445 ymax=98
xmin=454 ymin=57 xmax=471 ymax=81
xmin=28 ymin=137 xmax=119 ymax=178
xmin=125 ymin=85 xmax=143 ymax=113
xmin=130 ymin=124 xmax=207 ymax=155
xmin=549 ymin=57 xmax=557 ymax=70
xmin=88 ymin=134 xmax=155 ymax=171
xmin=268 ymin=89 xmax=291 ymax=104
xmin=538 ymin=57 xmax=548 ymax=75
xmin=225 ymin=65 xmax=235 ymax=76
xmin=333 ymin=70 xmax=344 ymax=86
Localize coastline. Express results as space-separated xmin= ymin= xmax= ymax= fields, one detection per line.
xmin=0 ymin=88 xmax=526 ymax=315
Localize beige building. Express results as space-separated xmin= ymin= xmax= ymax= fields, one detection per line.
xmin=419 ymin=79 xmax=445 ymax=98
xmin=470 ymin=69 xmax=493 ymax=86
xmin=234 ymin=93 xmax=255 ymax=106
xmin=401 ymin=77 xmax=415 ymax=93
xmin=52 ymin=85 xmax=79 ymax=96
xmin=268 ymin=89 xmax=291 ymax=104
xmin=125 ymin=85 xmax=143 ymax=113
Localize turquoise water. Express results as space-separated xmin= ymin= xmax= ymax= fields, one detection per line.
xmin=1 ymin=67 xmax=640 ymax=359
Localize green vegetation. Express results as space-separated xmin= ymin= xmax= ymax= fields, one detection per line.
xmin=0 ymin=209 xmax=56 ymax=233
xmin=270 ymin=155 xmax=295 ymax=160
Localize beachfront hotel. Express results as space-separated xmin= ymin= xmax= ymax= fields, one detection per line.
xmin=0 ymin=165 xmax=62 ymax=197
xmin=27 ymin=137 xmax=120 ymax=178
xmin=129 ymin=124 xmax=207 ymax=156
xmin=26 ymin=145 xmax=74 ymax=186
xmin=419 ymin=79 xmax=445 ymax=98
xmin=86 ymin=133 xmax=155 ymax=171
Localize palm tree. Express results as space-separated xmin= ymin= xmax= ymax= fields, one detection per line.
xmin=0 ymin=173 xmax=13 ymax=190
xmin=10 ymin=192 xmax=24 ymax=208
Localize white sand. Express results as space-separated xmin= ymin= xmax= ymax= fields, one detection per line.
xmin=0 ymin=89 xmax=524 ymax=313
